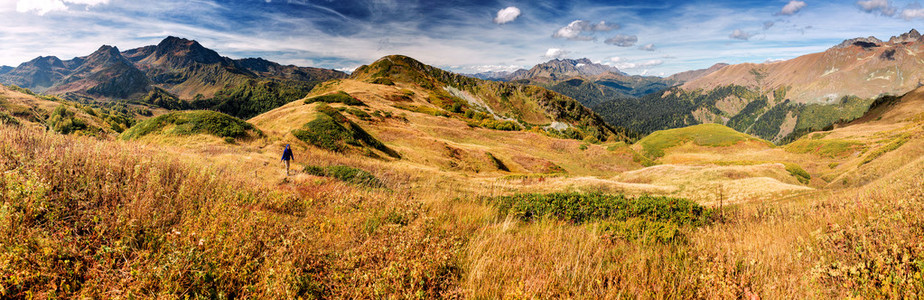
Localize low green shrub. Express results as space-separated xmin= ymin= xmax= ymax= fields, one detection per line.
xmin=304 ymin=91 xmax=365 ymax=106
xmin=46 ymin=105 xmax=95 ymax=135
xmin=0 ymin=110 xmax=20 ymax=126
xmin=861 ymin=134 xmax=911 ymax=164
xmin=478 ymin=119 xmax=521 ymax=131
xmin=489 ymin=192 xmax=711 ymax=225
xmin=487 ymin=192 xmax=711 ymax=244
xmin=783 ymin=162 xmax=811 ymax=184
xmin=370 ymin=77 xmax=395 ymax=85
xmin=346 ymin=108 xmax=371 ymax=120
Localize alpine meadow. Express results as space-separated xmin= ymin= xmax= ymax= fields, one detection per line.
xmin=4 ymin=0 xmax=924 ymax=298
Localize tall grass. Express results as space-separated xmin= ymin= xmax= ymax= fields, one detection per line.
xmin=0 ymin=125 xmax=468 ymax=298
xmin=2 ymin=122 xmax=923 ymax=298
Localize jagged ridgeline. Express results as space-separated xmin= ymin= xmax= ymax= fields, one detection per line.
xmin=350 ymin=55 xmax=631 ymax=142
xmin=0 ymin=37 xmax=348 ymax=120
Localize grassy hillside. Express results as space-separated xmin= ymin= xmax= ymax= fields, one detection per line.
xmin=351 ymin=55 xmax=629 ymax=142
xmin=251 ymin=79 xmax=642 ymax=177
xmin=291 ymin=103 xmax=399 ymax=158
xmin=0 ymin=84 xmax=137 ymax=136
xmin=594 ymin=85 xmax=879 ymax=144
xmin=120 ymin=110 xmax=262 ymax=141
xmin=635 ymin=123 xmax=772 ymax=159
xmin=5 ymin=53 xmax=924 ymax=299
xmin=4 ymin=113 xmax=924 ymax=298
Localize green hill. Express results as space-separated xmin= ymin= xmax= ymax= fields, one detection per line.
xmin=635 ymin=123 xmax=772 ymax=159
xmin=120 ymin=110 xmax=262 ymax=141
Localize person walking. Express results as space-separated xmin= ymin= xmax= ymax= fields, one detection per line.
xmin=281 ymin=144 xmax=294 ymax=176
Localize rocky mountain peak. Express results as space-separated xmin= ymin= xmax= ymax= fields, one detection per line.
xmin=833 ymin=36 xmax=883 ymax=49
xmin=154 ymin=36 xmax=223 ymax=65
xmin=889 ymin=29 xmax=921 ymax=44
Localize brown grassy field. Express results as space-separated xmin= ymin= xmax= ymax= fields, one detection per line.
xmin=3 ymin=82 xmax=924 ymax=298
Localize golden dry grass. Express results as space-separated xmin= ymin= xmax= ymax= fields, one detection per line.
xmin=4 ymin=77 xmax=924 ymax=298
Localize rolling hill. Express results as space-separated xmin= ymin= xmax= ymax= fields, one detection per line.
xmin=247 ymin=55 xmax=639 ymax=176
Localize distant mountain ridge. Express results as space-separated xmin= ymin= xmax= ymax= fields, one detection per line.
xmin=594 ymin=29 xmax=924 ymax=144
xmin=0 ymin=36 xmax=346 ymax=104
xmin=665 ymin=63 xmax=729 ymax=83
xmin=475 ymin=58 xmax=726 ymax=109
xmin=507 ymin=58 xmax=627 ymax=82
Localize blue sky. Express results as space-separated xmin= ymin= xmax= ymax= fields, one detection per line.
xmin=0 ymin=0 xmax=922 ymax=76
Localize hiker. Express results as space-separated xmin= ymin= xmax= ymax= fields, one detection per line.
xmin=281 ymin=144 xmax=294 ymax=176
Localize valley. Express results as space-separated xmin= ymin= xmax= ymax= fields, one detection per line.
xmin=2 ymin=30 xmax=924 ymax=298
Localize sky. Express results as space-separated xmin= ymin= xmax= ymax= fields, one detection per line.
xmin=1 ymin=0 xmax=923 ymax=76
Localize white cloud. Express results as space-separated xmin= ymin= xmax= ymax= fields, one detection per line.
xmin=779 ymin=0 xmax=806 ymax=15
xmin=552 ymin=20 xmax=618 ymax=41
xmin=66 ymin=0 xmax=110 ymax=5
xmin=729 ymin=29 xmax=752 ymax=40
xmin=543 ymin=48 xmax=569 ymax=59
xmin=494 ymin=6 xmax=520 ymax=24
xmin=638 ymin=43 xmax=656 ymax=51
xmin=604 ymin=58 xmax=663 ymax=69
xmin=857 ymin=0 xmax=896 ymax=16
xmin=16 ymin=0 xmax=66 ymax=15
xmin=604 ymin=34 xmax=638 ymax=47
xmin=900 ymin=8 xmax=924 ymax=19
xmin=15 ymin=0 xmax=109 ymax=15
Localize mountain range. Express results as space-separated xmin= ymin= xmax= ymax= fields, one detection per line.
xmin=591 ymin=29 xmax=924 ymax=143
xmin=471 ymin=58 xmax=727 ymax=108
xmin=4 ymin=30 xmax=924 ymax=145
xmin=0 ymin=36 xmax=346 ymax=118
